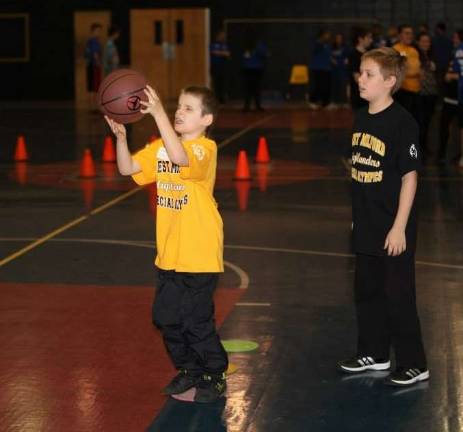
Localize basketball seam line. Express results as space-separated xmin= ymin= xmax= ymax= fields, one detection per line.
xmin=101 ymin=87 xmax=146 ymax=106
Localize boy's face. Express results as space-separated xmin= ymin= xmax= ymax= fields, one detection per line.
xmin=358 ymin=58 xmax=395 ymax=102
xmin=174 ymin=93 xmax=212 ymax=136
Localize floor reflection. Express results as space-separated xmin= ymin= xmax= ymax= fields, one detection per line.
xmin=146 ymin=397 xmax=227 ymax=432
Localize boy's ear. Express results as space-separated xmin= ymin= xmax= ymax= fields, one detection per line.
xmin=385 ymin=74 xmax=397 ymax=90
xmin=201 ymin=113 xmax=214 ymax=127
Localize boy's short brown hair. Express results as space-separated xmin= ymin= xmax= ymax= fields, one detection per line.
xmin=181 ymin=86 xmax=219 ymax=120
xmin=361 ymin=47 xmax=407 ymax=94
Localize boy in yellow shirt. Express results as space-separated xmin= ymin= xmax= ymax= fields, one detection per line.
xmin=105 ymin=85 xmax=228 ymax=403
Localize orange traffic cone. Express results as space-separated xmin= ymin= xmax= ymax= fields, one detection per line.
xmin=255 ymin=136 xmax=270 ymax=163
xmin=235 ymin=180 xmax=251 ymax=211
xmin=80 ymin=149 xmax=96 ymax=178
xmin=102 ymin=135 xmax=116 ymax=162
xmin=14 ymin=135 xmax=29 ymax=161
xmin=234 ymin=150 xmax=251 ymax=180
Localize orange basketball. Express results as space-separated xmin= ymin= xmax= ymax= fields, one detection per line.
xmin=98 ymin=69 xmax=148 ymax=124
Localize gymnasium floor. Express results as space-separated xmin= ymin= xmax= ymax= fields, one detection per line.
xmin=0 ymin=102 xmax=462 ymax=432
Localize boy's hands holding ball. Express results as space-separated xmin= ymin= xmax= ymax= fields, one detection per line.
xmin=105 ymin=116 xmax=126 ymax=140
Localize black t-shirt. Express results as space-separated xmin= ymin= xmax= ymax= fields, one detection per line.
xmin=348 ymin=48 xmax=367 ymax=109
xmin=351 ymin=102 xmax=421 ymax=256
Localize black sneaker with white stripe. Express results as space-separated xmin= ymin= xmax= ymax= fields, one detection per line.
xmin=338 ymin=356 xmax=391 ymax=373
xmin=385 ymin=368 xmax=430 ymax=386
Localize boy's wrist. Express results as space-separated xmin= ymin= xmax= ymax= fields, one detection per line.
xmin=391 ymin=223 xmax=406 ymax=232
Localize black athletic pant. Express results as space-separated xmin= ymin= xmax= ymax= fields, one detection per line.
xmin=243 ymin=68 xmax=263 ymax=110
xmin=310 ymin=70 xmax=331 ymax=106
xmin=354 ymin=253 xmax=427 ymax=369
xmin=211 ymin=64 xmax=227 ymax=104
xmin=438 ymin=102 xmax=459 ymax=161
xmin=418 ymin=94 xmax=437 ymax=157
xmin=153 ymin=270 xmax=228 ymax=376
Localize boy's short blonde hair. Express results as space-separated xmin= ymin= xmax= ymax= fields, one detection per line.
xmin=181 ymin=86 xmax=219 ymax=120
xmin=361 ymin=47 xmax=407 ymax=94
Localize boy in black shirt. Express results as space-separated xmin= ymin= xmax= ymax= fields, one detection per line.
xmin=338 ymin=47 xmax=429 ymax=386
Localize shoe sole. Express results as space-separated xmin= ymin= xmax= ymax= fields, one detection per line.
xmin=162 ymin=380 xmax=200 ymax=395
xmin=385 ymin=370 xmax=430 ymax=387
xmin=338 ymin=362 xmax=391 ymax=374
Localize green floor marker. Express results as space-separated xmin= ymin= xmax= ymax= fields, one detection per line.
xmin=222 ymin=339 xmax=259 ymax=353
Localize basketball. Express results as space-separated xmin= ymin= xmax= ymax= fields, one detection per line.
xmin=98 ymin=69 xmax=148 ymax=124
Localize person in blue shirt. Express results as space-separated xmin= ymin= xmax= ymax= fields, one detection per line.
xmin=84 ymin=23 xmax=103 ymax=94
xmin=432 ymin=22 xmax=454 ymax=90
xmin=329 ymin=33 xmax=349 ymax=108
xmin=449 ymin=28 xmax=463 ymax=166
xmin=308 ymin=29 xmax=332 ymax=109
xmin=103 ymin=25 xmax=120 ymax=76
xmin=242 ymin=34 xmax=269 ymax=111
xmin=210 ymin=30 xmax=230 ymax=104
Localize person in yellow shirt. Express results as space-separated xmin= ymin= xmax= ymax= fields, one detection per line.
xmin=105 ymin=85 xmax=228 ymax=403
xmin=393 ymin=25 xmax=422 ymax=122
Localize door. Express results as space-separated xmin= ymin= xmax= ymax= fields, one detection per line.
xmin=130 ymin=8 xmax=209 ymax=102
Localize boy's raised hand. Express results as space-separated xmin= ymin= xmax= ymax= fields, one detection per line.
xmin=140 ymin=85 xmax=162 ymax=116
xmin=384 ymin=227 xmax=406 ymax=256
xmin=105 ymin=116 xmax=126 ymax=139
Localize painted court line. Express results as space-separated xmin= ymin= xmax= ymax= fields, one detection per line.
xmin=217 ymin=115 xmax=275 ymax=149
xmin=1 ymin=237 xmax=462 ymax=271
xmin=0 ymin=187 xmax=142 ymax=268
xmin=236 ymin=302 xmax=271 ymax=307
xmin=0 ymin=116 xmax=272 ymax=268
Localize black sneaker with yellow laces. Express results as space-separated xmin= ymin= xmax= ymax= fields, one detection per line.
xmin=194 ymin=373 xmax=227 ymax=403
xmin=162 ymin=369 xmax=201 ymax=395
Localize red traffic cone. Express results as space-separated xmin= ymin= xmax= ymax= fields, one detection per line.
xmin=14 ymin=135 xmax=29 ymax=161
xmin=255 ymin=136 xmax=270 ymax=163
xmin=102 ymin=135 xmax=116 ymax=162
xmin=234 ymin=150 xmax=251 ymax=180
xmin=80 ymin=149 xmax=96 ymax=178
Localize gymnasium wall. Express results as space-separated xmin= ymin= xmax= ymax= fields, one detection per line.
xmin=0 ymin=0 xmax=462 ymax=100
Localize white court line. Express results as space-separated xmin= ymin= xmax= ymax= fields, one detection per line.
xmin=0 ymin=237 xmax=250 ymax=290
xmin=1 ymin=237 xmax=462 ymax=271
xmin=236 ymin=302 xmax=271 ymax=307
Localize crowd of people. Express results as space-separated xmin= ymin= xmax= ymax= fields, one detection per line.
xmin=308 ymin=22 xmax=463 ymax=166
xmin=83 ymin=21 xmax=462 ymax=166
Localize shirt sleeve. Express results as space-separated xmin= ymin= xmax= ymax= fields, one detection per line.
xmin=397 ymin=119 xmax=421 ymax=176
xmin=131 ymin=142 xmax=159 ymax=185
xmin=180 ymin=141 xmax=213 ymax=181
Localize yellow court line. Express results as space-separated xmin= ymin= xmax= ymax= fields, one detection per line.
xmin=0 ymin=187 xmax=142 ymax=268
xmin=0 ymin=115 xmax=273 ymax=267
xmin=217 ymin=115 xmax=275 ymax=149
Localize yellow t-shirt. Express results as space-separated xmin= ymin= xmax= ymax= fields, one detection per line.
xmin=131 ymin=136 xmax=224 ymax=273
xmin=393 ymin=43 xmax=421 ymax=93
